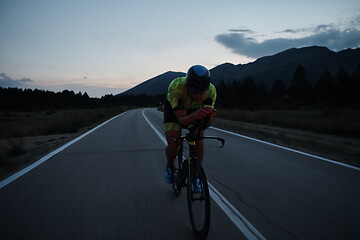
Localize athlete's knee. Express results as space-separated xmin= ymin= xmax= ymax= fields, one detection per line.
xmin=165 ymin=131 xmax=180 ymax=145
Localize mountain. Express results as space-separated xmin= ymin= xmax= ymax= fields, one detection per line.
xmin=210 ymin=46 xmax=360 ymax=89
xmin=118 ymin=46 xmax=360 ymax=96
xmin=119 ymin=71 xmax=185 ymax=96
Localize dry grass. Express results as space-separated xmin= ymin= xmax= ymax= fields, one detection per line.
xmin=216 ymin=108 xmax=360 ymax=139
xmin=0 ymin=107 xmax=128 ymax=169
xmin=0 ymin=108 xmax=128 ymax=138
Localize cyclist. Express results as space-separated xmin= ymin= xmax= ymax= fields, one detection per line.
xmin=164 ymin=65 xmax=217 ymax=192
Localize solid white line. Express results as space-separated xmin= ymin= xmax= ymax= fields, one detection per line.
xmin=210 ymin=127 xmax=360 ymax=171
xmin=150 ymin=109 xmax=358 ymax=171
xmin=208 ymin=182 xmax=267 ymax=240
xmin=142 ymin=109 xmax=267 ymax=240
xmin=0 ymin=111 xmax=129 ymax=190
xmin=142 ymin=110 xmax=167 ymax=144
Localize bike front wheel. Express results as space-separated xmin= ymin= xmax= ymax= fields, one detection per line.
xmin=172 ymin=155 xmax=182 ymax=196
xmin=187 ymin=161 xmax=210 ymax=239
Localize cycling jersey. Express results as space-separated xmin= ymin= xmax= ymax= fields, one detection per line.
xmin=167 ymin=77 xmax=216 ymax=109
xmin=164 ymin=77 xmax=217 ymax=132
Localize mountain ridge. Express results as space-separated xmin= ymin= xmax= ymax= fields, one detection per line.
xmin=119 ymin=46 xmax=360 ymax=96
xmin=119 ymin=71 xmax=185 ymax=96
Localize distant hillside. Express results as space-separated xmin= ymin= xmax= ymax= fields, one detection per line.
xmin=210 ymin=46 xmax=360 ymax=89
xmin=118 ymin=46 xmax=360 ymax=96
xmin=119 ymin=71 xmax=185 ymax=96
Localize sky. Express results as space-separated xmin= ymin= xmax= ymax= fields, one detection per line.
xmin=1 ymin=0 xmax=359 ymax=97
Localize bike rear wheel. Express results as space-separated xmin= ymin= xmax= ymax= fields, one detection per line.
xmin=187 ymin=161 xmax=210 ymax=239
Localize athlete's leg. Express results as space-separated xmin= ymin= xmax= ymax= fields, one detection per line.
xmin=165 ymin=130 xmax=181 ymax=167
xmin=163 ymin=98 xmax=181 ymax=168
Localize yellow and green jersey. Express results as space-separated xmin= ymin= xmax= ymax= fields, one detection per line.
xmin=166 ymin=77 xmax=217 ymax=111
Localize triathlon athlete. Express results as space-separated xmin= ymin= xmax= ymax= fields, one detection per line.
xmin=164 ymin=65 xmax=217 ymax=191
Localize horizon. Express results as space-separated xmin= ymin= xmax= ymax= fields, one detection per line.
xmin=1 ymin=45 xmax=359 ymax=98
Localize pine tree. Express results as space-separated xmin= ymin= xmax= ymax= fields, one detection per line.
xmin=314 ymin=68 xmax=334 ymax=102
xmin=271 ymin=79 xmax=287 ymax=98
xmin=289 ymin=64 xmax=312 ymax=100
xmin=335 ymin=67 xmax=351 ymax=104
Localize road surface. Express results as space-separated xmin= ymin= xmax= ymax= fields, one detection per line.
xmin=1 ymin=108 xmax=359 ymax=240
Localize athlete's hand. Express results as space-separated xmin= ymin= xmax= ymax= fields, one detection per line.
xmin=204 ymin=106 xmax=217 ymax=118
xmin=195 ymin=107 xmax=217 ymax=119
xmin=208 ymin=109 xmax=216 ymax=118
xmin=195 ymin=107 xmax=210 ymax=119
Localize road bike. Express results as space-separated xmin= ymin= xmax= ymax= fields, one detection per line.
xmin=172 ymin=120 xmax=225 ymax=239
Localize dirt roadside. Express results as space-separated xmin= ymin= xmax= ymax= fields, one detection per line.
xmin=1 ymin=117 xmax=359 ymax=182
xmin=0 ymin=129 xmax=87 ymax=181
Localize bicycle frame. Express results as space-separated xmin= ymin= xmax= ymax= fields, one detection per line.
xmin=177 ymin=133 xmax=197 ymax=189
xmin=173 ymin=131 xmax=225 ymax=192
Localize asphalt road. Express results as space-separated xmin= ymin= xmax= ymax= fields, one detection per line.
xmin=1 ymin=108 xmax=359 ymax=240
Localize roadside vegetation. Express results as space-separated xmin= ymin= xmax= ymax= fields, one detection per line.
xmin=216 ymin=108 xmax=360 ymax=139
xmin=0 ymin=108 xmax=127 ymax=138
xmin=213 ymin=64 xmax=360 ymax=138
xmin=1 ymin=63 xmax=359 ymax=175
xmin=0 ymin=107 xmax=128 ymax=170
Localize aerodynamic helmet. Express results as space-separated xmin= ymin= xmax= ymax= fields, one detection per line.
xmin=186 ymin=65 xmax=211 ymax=94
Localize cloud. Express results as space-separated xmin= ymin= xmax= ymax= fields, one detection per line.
xmin=278 ymin=28 xmax=308 ymax=34
xmin=215 ymin=24 xmax=360 ymax=58
xmin=351 ymin=14 xmax=360 ymax=25
xmin=229 ymin=28 xmax=255 ymax=34
xmin=0 ymin=73 xmax=34 ymax=88
xmin=280 ymin=29 xmax=299 ymax=34
xmin=278 ymin=24 xmax=333 ymax=34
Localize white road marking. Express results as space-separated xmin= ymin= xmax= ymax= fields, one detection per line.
xmin=0 ymin=111 xmax=129 ymax=190
xmin=142 ymin=109 xmax=267 ymax=240
xmin=208 ymin=182 xmax=267 ymax=240
xmin=211 ymin=127 xmax=360 ymax=171
xmin=147 ymin=108 xmax=359 ymax=171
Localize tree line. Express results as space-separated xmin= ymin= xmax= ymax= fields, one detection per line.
xmin=216 ymin=64 xmax=360 ymax=109
xmin=0 ymin=88 xmax=165 ymax=111
xmin=1 ymin=64 xmax=359 ymax=111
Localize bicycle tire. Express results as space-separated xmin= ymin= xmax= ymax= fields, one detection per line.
xmin=187 ymin=161 xmax=211 ymax=239
xmin=172 ymin=144 xmax=183 ymax=196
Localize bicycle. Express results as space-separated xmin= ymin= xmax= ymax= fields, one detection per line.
xmin=172 ymin=118 xmax=225 ymax=239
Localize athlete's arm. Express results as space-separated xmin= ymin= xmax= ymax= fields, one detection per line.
xmin=174 ymin=108 xmax=211 ymax=126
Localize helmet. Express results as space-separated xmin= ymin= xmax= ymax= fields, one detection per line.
xmin=186 ymin=65 xmax=211 ymax=94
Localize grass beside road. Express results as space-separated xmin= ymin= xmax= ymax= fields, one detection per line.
xmin=0 ymin=108 xmax=129 ymax=138
xmin=0 ymin=107 xmax=128 ymax=171
xmin=216 ymin=108 xmax=360 ymax=139
xmin=213 ymin=108 xmax=360 ymax=167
